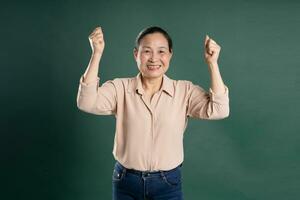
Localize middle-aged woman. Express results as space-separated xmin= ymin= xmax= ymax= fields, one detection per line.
xmin=77 ymin=26 xmax=229 ymax=200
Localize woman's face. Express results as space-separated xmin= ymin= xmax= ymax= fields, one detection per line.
xmin=134 ymin=33 xmax=173 ymax=79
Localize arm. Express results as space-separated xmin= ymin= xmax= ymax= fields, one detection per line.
xmin=205 ymin=35 xmax=226 ymax=94
xmin=186 ymin=82 xmax=229 ymax=120
xmin=186 ymin=35 xmax=229 ymax=119
xmin=83 ymin=26 xmax=105 ymax=83
xmin=76 ymin=26 xmax=117 ymax=115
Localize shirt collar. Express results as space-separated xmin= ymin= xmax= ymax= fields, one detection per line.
xmin=128 ymin=73 xmax=174 ymax=97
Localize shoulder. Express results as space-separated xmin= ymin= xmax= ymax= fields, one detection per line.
xmin=106 ymin=76 xmax=136 ymax=92
xmin=171 ymin=78 xmax=206 ymax=97
xmin=172 ymin=79 xmax=195 ymax=90
xmin=164 ymin=76 xmax=197 ymax=97
xmin=112 ymin=76 xmax=136 ymax=85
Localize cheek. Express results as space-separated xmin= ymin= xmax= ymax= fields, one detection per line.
xmin=140 ymin=55 xmax=150 ymax=63
xmin=162 ymin=56 xmax=171 ymax=64
xmin=137 ymin=54 xmax=145 ymax=63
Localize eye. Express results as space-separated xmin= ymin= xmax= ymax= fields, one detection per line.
xmin=159 ymin=50 xmax=166 ymax=54
xmin=143 ymin=50 xmax=150 ymax=53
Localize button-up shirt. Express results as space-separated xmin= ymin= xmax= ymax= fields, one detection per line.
xmin=77 ymin=73 xmax=229 ymax=171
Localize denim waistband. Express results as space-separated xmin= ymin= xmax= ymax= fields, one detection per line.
xmin=115 ymin=161 xmax=182 ymax=176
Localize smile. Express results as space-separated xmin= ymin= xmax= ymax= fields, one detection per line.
xmin=147 ymin=65 xmax=161 ymax=70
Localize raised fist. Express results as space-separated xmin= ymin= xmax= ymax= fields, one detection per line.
xmin=204 ymin=35 xmax=221 ymax=65
xmin=88 ymin=26 xmax=105 ymax=55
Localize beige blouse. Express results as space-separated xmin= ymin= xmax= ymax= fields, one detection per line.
xmin=77 ymin=73 xmax=229 ymax=171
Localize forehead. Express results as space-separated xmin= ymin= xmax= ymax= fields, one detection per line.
xmin=139 ymin=33 xmax=168 ymax=47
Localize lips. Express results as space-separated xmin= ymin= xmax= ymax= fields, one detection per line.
xmin=147 ymin=65 xmax=161 ymax=70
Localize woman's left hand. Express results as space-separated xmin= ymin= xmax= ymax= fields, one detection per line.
xmin=204 ymin=35 xmax=221 ymax=65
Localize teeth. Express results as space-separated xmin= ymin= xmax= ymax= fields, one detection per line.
xmin=147 ymin=65 xmax=161 ymax=70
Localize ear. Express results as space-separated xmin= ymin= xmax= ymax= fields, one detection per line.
xmin=133 ymin=48 xmax=138 ymax=60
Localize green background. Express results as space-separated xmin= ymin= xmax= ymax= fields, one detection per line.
xmin=2 ymin=0 xmax=300 ymax=199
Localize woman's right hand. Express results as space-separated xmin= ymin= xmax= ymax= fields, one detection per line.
xmin=88 ymin=26 xmax=105 ymax=55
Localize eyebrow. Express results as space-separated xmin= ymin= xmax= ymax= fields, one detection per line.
xmin=142 ymin=46 xmax=168 ymax=50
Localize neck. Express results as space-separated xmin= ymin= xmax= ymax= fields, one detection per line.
xmin=141 ymin=75 xmax=163 ymax=92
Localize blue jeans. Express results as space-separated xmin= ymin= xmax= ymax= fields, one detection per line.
xmin=112 ymin=161 xmax=184 ymax=200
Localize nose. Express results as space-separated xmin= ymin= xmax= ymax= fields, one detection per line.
xmin=149 ymin=52 xmax=159 ymax=62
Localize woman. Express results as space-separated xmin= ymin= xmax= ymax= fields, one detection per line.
xmin=77 ymin=26 xmax=229 ymax=200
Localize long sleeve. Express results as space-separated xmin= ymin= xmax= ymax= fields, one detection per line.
xmin=186 ymin=82 xmax=229 ymax=120
xmin=76 ymin=75 xmax=117 ymax=115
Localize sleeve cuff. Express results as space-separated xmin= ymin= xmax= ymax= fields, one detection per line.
xmin=79 ymin=75 xmax=100 ymax=86
xmin=209 ymin=85 xmax=229 ymax=104
xmin=78 ymin=75 xmax=100 ymax=95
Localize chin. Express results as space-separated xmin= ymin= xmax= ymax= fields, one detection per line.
xmin=145 ymin=74 xmax=163 ymax=79
xmin=141 ymin=66 xmax=167 ymax=78
xmin=143 ymin=71 xmax=165 ymax=79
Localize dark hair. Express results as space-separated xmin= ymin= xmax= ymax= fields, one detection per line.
xmin=134 ymin=26 xmax=173 ymax=53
